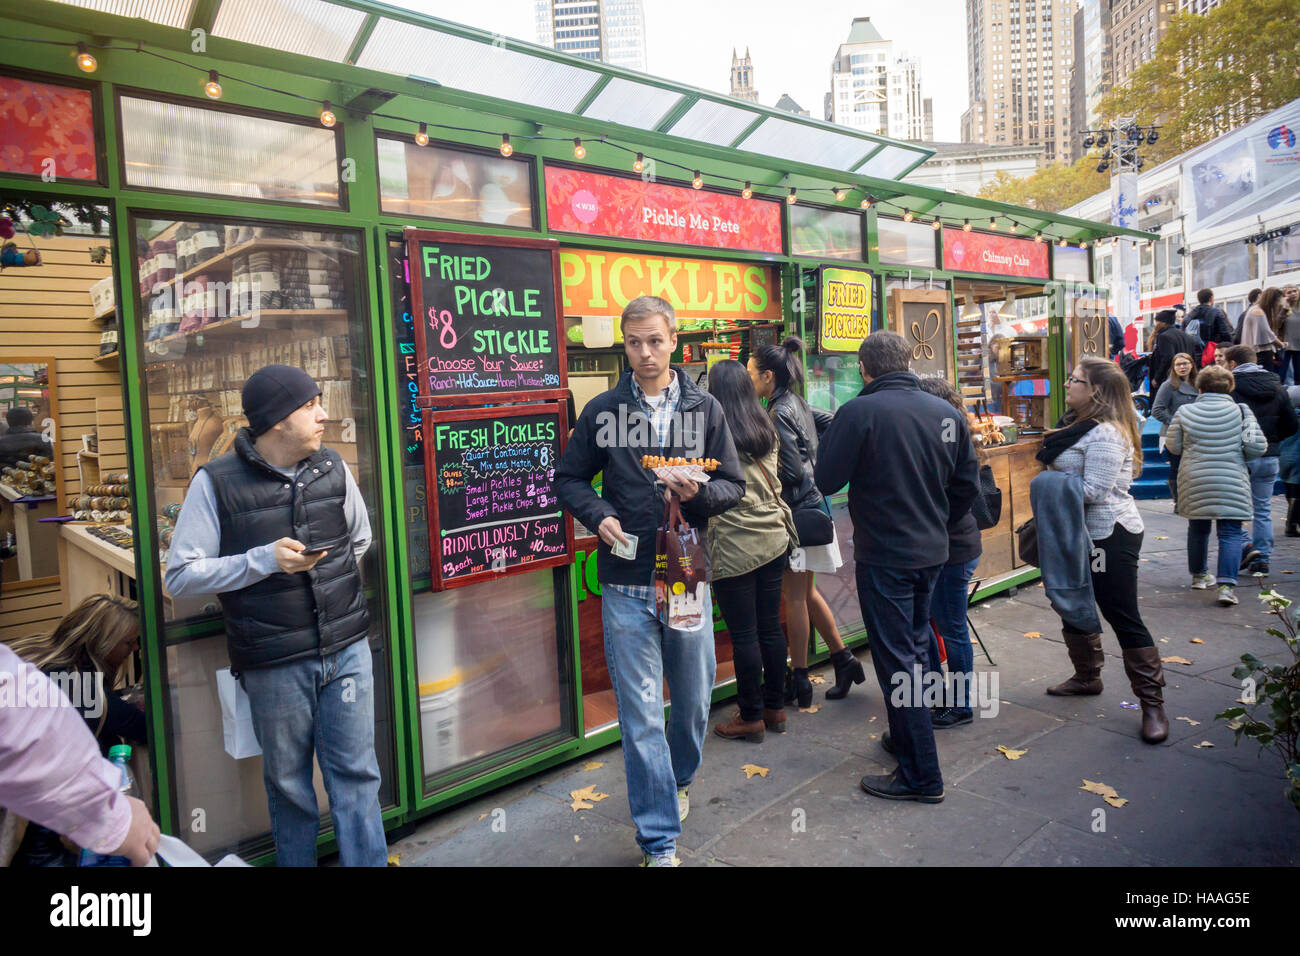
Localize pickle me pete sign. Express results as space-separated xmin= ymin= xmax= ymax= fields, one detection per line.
xmin=942 ymin=228 xmax=1049 ymax=280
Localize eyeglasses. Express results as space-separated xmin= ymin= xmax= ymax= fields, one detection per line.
xmin=1066 ymin=375 xmax=1090 ymax=386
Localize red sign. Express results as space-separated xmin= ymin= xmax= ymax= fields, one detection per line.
xmin=545 ymin=166 xmax=783 ymax=254
xmin=942 ymin=229 xmax=1049 ymax=280
xmin=0 ymin=76 xmax=97 ymax=181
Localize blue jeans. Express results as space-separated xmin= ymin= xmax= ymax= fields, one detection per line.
xmin=240 ymin=638 xmax=387 ymax=867
xmin=1244 ymin=456 xmax=1281 ymax=560
xmin=856 ymin=561 xmax=944 ymax=794
xmin=926 ymin=557 xmax=981 ymax=718
xmin=1187 ymin=519 xmax=1244 ymax=585
xmin=602 ymin=583 xmax=716 ymax=858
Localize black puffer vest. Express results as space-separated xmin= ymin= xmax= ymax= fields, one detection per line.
xmin=200 ymin=429 xmax=369 ymax=672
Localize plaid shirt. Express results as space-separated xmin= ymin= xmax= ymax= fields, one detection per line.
xmin=612 ymin=371 xmax=680 ymax=600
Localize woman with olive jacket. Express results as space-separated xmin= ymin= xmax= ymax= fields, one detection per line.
xmin=749 ymin=338 xmax=864 ymax=707
xmin=1165 ymin=364 xmax=1267 ymax=607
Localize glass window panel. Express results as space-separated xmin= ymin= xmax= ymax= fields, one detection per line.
xmin=1190 ymin=240 xmax=1259 ymax=289
xmin=212 ymin=0 xmax=366 ymax=62
xmin=1267 ymin=226 xmax=1300 ymax=278
xmin=582 ymin=77 xmax=683 ymax=129
xmin=1167 ymin=239 xmax=1183 ymax=288
xmin=120 ymin=97 xmax=341 ymax=206
xmin=876 ymin=217 xmax=937 ymax=267
xmin=665 ymin=98 xmax=760 ymax=144
xmin=857 ymin=146 xmax=928 ymax=179
xmin=376 ymin=139 xmax=532 ymax=226
xmin=1154 ymin=240 xmax=1168 ymax=289
xmin=791 ymin=205 xmax=863 ymax=260
xmin=1052 ymin=245 xmax=1090 ymax=282
xmin=0 ymin=75 xmax=98 ymax=181
xmin=47 ymin=0 xmax=194 ymax=28
xmin=738 ymin=116 xmax=875 ymax=171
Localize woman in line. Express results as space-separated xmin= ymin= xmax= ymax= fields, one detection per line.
xmin=5 ymin=594 xmax=145 ymax=866
xmin=1150 ymin=352 xmax=1199 ymax=501
xmin=749 ymin=338 xmax=864 ymax=706
xmin=706 ymin=360 xmax=798 ymax=742
xmin=1165 ymin=364 xmax=1265 ymax=606
xmin=1238 ymin=287 xmax=1287 ymax=375
xmin=916 ymin=377 xmax=984 ymax=727
xmin=1040 ymin=356 xmax=1169 ymax=744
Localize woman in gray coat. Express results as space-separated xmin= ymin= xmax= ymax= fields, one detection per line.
xmin=1165 ymin=364 xmax=1267 ymax=606
xmin=1151 ymin=352 xmax=1198 ymax=500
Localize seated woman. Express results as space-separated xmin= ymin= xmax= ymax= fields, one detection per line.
xmin=5 ymin=594 xmax=145 ymax=866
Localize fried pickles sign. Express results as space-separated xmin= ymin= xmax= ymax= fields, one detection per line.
xmin=818 ymin=266 xmax=874 ymax=353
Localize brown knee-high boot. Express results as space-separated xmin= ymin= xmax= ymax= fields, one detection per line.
xmin=1046 ymin=628 xmax=1104 ymax=696
xmin=1122 ymin=647 xmax=1170 ymax=743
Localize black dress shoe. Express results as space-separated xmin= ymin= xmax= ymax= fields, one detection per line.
xmin=859 ymin=771 xmax=944 ymax=803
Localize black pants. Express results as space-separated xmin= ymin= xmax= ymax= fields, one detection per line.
xmin=713 ymin=553 xmax=788 ymax=720
xmin=1089 ymin=524 xmax=1154 ymax=650
xmin=1167 ymin=451 xmax=1180 ymax=502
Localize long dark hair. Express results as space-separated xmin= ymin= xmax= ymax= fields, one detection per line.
xmin=1259 ymin=287 xmax=1285 ymax=332
xmin=753 ymin=336 xmax=806 ymax=394
xmin=708 ymin=359 xmax=777 ymax=460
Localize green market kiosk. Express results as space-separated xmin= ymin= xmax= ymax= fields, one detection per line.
xmin=0 ymin=0 xmax=1149 ymax=863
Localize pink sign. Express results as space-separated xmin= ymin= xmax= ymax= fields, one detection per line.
xmin=942 ymin=229 xmax=1050 ymax=280
xmin=545 ymin=166 xmax=784 ymax=254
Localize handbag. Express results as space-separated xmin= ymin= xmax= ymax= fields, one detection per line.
xmin=792 ymin=497 xmax=834 ymax=547
xmin=1015 ymin=516 xmax=1039 ymax=567
xmin=655 ymin=494 xmax=711 ymax=632
xmin=971 ymin=463 xmax=1003 ymax=531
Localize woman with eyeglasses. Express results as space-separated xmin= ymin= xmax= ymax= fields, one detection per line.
xmin=1039 ymin=356 xmax=1169 ymax=744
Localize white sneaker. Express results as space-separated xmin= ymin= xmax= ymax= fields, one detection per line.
xmin=1191 ymin=572 xmax=1215 ymax=590
xmin=677 ymin=787 xmax=689 ymax=822
xmin=639 ymin=852 xmax=681 ymax=867
xmin=1217 ymin=585 xmax=1239 ymax=606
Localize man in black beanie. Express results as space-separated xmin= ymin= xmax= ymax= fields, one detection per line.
xmin=164 ymin=364 xmax=385 ymax=866
xmin=1149 ymin=308 xmax=1203 ymax=390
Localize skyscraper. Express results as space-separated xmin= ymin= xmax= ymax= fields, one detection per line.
xmin=827 ymin=17 xmax=929 ymax=141
xmin=961 ymin=0 xmax=1077 ymax=163
xmin=535 ymin=0 xmax=647 ymax=72
xmin=1110 ymin=0 xmax=1176 ymax=89
xmin=1069 ymin=0 xmax=1113 ymax=162
xmin=730 ymin=48 xmax=758 ymax=103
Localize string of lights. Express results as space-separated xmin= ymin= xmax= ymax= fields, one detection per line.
xmin=7 ymin=34 xmax=1152 ymax=247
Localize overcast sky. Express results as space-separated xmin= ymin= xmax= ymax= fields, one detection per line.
xmin=392 ymin=0 xmax=971 ymax=142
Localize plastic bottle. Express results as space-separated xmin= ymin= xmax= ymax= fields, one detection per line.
xmin=78 ymin=744 xmax=136 ymax=867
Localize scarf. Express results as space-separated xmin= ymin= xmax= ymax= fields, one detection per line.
xmin=1037 ymin=415 xmax=1101 ymax=467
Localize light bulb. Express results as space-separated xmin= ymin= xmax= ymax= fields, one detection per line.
xmin=204 ymin=71 xmax=222 ymax=99
xmin=320 ymin=101 xmax=336 ymax=128
xmin=499 ymin=134 xmax=513 ymax=157
xmin=834 ymin=187 xmax=847 ymax=201
xmin=1009 ymin=222 xmax=1018 ymax=233
xmin=932 ymin=219 xmax=942 ymax=231
xmin=903 ymin=209 xmax=914 ymax=222
xmin=786 ymin=187 xmax=797 ymax=205
xmin=633 ymin=152 xmax=643 ymax=173
xmin=573 ymin=138 xmax=586 ymax=159
xmin=692 ymin=170 xmax=703 ymax=190
xmin=989 ymin=218 xmax=998 ymax=230
xmin=1035 ymin=233 xmax=1044 ymax=242
xmin=75 ymin=42 xmax=97 ymax=73
xmin=741 ymin=181 xmax=752 ymax=199
xmin=1058 ymin=237 xmax=1068 ymax=247
xmin=414 ymin=122 xmax=429 ymax=147
xmin=860 ymin=197 xmax=871 ymax=209
xmin=963 ymin=219 xmax=972 ymax=232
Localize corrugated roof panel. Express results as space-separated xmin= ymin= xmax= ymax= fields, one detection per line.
xmin=355 ymin=18 xmax=600 ymax=114
xmin=738 ymin=116 xmax=876 ymax=171
xmin=212 ymin=0 xmax=366 ymax=63
xmin=46 ymin=0 xmax=194 ymax=28
xmin=582 ymin=77 xmax=682 ymax=130
xmin=857 ymin=146 xmax=926 ymax=180
xmin=666 ymin=98 xmax=759 ymax=145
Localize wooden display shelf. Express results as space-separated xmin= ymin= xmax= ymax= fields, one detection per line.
xmin=93 ymin=351 xmax=119 ymax=365
xmin=92 ymin=304 xmax=117 ymax=322
xmin=145 ymin=239 xmax=356 ymax=295
xmin=993 ymin=370 xmax=1049 ymax=381
xmin=148 ymin=309 xmax=348 ymax=347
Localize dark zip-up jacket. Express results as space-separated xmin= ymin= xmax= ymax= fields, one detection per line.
xmin=1185 ymin=303 xmax=1232 ymax=347
xmin=767 ymin=386 xmax=833 ymax=513
xmin=1232 ymin=367 xmax=1299 ymax=456
xmin=555 ymin=366 xmax=744 ymax=588
xmin=814 ymin=371 xmax=979 ymax=569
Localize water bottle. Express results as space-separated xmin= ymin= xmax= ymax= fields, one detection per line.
xmin=78 ymin=744 xmax=136 ymax=867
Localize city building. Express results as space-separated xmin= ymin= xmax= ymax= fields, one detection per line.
xmin=774 ymin=93 xmax=811 ymax=117
xmin=535 ymin=0 xmax=648 ymax=71
xmin=730 ymin=48 xmax=758 ymax=103
xmin=905 ymin=140 xmax=1044 ymax=195
xmin=1110 ymin=0 xmax=1175 ymax=89
xmin=827 ymin=16 xmax=931 ymax=142
xmin=961 ymin=0 xmax=1077 ymax=163
xmin=1177 ymin=0 xmax=1222 ymax=12
xmin=1070 ymin=0 xmax=1113 ymax=161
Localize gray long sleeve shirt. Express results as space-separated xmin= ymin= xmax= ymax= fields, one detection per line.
xmin=164 ymin=458 xmax=372 ymax=598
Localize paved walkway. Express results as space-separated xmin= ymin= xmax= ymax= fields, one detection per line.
xmin=389 ymin=501 xmax=1300 ymax=866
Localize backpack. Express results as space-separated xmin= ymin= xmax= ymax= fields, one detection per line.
xmin=1184 ymin=317 xmax=1201 ymax=340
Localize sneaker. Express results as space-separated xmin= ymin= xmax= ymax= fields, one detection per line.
xmin=1250 ymin=560 xmax=1270 ymax=577
xmin=639 ymin=852 xmax=681 ymax=867
xmin=931 ymin=706 xmax=975 ymax=728
xmin=1190 ymin=572 xmax=1216 ymax=590
xmin=1217 ymin=585 xmax=1239 ymax=606
xmin=859 ymin=770 xmax=944 ymax=803
xmin=676 ymin=787 xmax=689 ymax=822
xmin=1241 ymin=548 xmax=1262 ymax=571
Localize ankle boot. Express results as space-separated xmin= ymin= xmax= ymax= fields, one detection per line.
xmin=825 ymin=648 xmax=867 ymax=700
xmin=714 ymin=711 xmax=765 ymax=742
xmin=1046 ymin=629 xmax=1105 ymax=696
xmin=790 ymin=668 xmax=813 ymax=708
xmin=1122 ymin=646 xmax=1170 ymax=744
xmin=763 ymin=708 xmax=787 ymax=733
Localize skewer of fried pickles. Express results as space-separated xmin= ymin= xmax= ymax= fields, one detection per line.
xmin=640 ymin=455 xmax=720 ymax=471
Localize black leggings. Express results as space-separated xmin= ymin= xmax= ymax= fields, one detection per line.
xmin=1090 ymin=523 xmax=1154 ymax=650
xmin=713 ymin=553 xmax=788 ymax=719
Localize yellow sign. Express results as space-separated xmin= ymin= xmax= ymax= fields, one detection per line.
xmin=819 ymin=266 xmax=874 ymax=353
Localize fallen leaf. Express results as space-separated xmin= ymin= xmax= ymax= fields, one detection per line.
xmin=1176 ymin=716 xmax=1200 ymax=726
xmin=741 ymin=764 xmax=770 ymax=778
xmin=1189 ymin=638 xmax=1205 ymax=645
xmin=869 ymin=734 xmax=878 ymax=739
xmin=574 ymin=835 xmax=580 ymax=842
xmin=798 ymin=704 xmax=821 ymax=714
xmin=1023 ymin=631 xmax=1041 ymax=639
xmin=996 ymin=745 xmax=1027 ymax=760
xmin=809 ymin=674 xmax=826 ymax=685
xmin=1162 ymin=656 xmax=1195 ymax=665
xmin=1155 ymin=535 xmax=1169 ymax=540
xmin=869 ymin=716 xmax=877 ymax=722
xmin=1159 ymin=637 xmax=1170 ymax=643
xmin=582 ymin=761 xmax=604 ymax=771
xmin=477 ymin=813 xmax=488 ymax=821
xmin=569 ymin=784 xmax=611 ymax=811
xmin=1193 ymin=740 xmax=1215 ymax=749
xmin=1283 ymin=570 xmax=1293 ymax=575
xmin=387 ymin=853 xmax=401 ymax=867
xmin=1081 ymin=779 xmax=1127 ymax=807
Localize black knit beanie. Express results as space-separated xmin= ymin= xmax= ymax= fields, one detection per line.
xmin=242 ymin=365 xmax=321 ymax=437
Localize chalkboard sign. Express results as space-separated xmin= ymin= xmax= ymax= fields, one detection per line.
xmin=425 ymin=403 xmax=574 ymax=589
xmin=407 ymin=229 xmax=568 ymax=407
